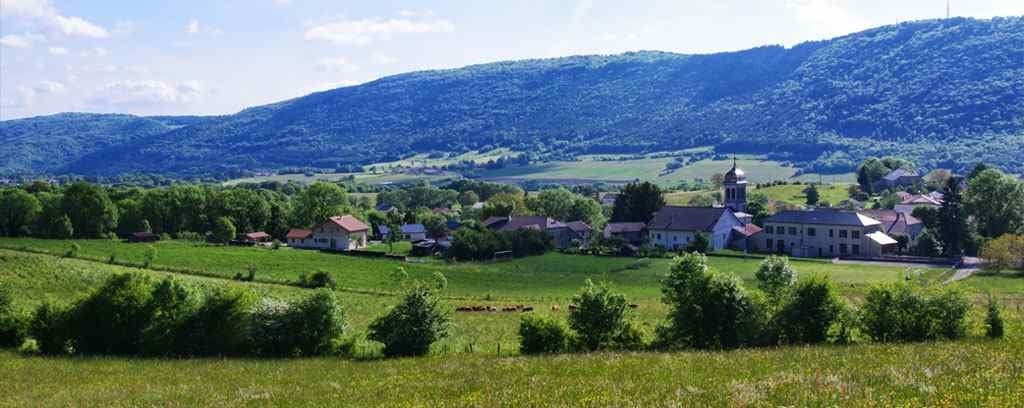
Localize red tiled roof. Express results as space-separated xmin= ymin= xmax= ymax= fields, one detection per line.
xmin=286 ymin=229 xmax=312 ymax=239
xmin=732 ymin=224 xmax=762 ymax=237
xmin=327 ymin=215 xmax=370 ymax=232
xmin=244 ymin=231 xmax=271 ymax=240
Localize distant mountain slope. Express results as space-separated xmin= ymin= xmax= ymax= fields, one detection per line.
xmin=2 ymin=17 xmax=1022 ymax=178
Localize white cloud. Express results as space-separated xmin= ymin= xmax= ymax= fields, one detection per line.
xmin=32 ymin=80 xmax=66 ymax=94
xmin=47 ymin=46 xmax=67 ymax=55
xmin=125 ymin=65 xmax=151 ymax=75
xmin=370 ymin=52 xmax=398 ymax=65
xmin=0 ymin=34 xmax=32 ymax=48
xmin=112 ymin=21 xmax=136 ymax=36
xmin=785 ymin=0 xmax=869 ymax=40
xmin=304 ymin=16 xmax=454 ymax=46
xmin=79 ymin=47 xmax=109 ymax=57
xmin=314 ymin=57 xmax=360 ymax=73
xmin=272 ymin=0 xmax=292 ymax=5
xmin=1 ymin=86 xmax=35 ymax=109
xmin=0 ymin=0 xmax=109 ymax=38
xmin=88 ymin=80 xmax=209 ymax=107
xmin=186 ymin=18 xmax=223 ymax=36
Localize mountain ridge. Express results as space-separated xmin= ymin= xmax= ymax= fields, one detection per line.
xmin=2 ymin=16 xmax=1022 ymax=178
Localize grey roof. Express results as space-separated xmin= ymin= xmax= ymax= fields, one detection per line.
xmin=765 ymin=210 xmax=881 ymax=227
xmin=647 ymin=206 xmax=732 ymax=232
xmin=603 ymin=222 xmax=646 ymax=234
xmin=401 ymin=224 xmax=426 ymax=234
xmin=565 ymin=221 xmax=592 ymax=233
xmin=483 ymin=216 xmax=567 ymax=232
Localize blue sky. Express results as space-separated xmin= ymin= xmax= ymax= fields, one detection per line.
xmin=1 ymin=0 xmax=1021 ymax=120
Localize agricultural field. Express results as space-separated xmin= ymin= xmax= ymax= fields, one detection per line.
xmin=2 ymin=239 xmax=1022 ymax=405
xmin=225 ymin=169 xmax=461 ymax=186
xmin=665 ymin=182 xmax=855 ymax=208
xmin=477 ymin=155 xmax=855 ymax=186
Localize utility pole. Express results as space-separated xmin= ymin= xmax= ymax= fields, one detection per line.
xmin=946 ymin=0 xmax=950 ymax=19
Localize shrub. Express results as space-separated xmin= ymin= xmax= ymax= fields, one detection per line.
xmin=658 ymin=253 xmax=760 ymax=349
xmin=143 ymin=245 xmax=156 ymax=268
xmin=774 ymin=275 xmax=842 ymax=344
xmin=141 ymin=278 xmax=200 ymax=356
xmin=518 ymin=314 xmax=569 ymax=354
xmin=212 ymin=217 xmax=236 ymax=244
xmin=755 ymin=255 xmax=796 ymax=302
xmin=985 ymin=296 xmax=1004 ymax=339
xmin=176 ymin=231 xmax=204 ymax=242
xmin=300 ymin=270 xmax=337 ymax=289
xmin=66 ymin=273 xmax=154 ymax=355
xmin=175 ymin=288 xmax=256 ymax=356
xmin=568 ymin=280 xmax=631 ymax=351
xmin=64 ymin=242 xmax=80 ymax=258
xmin=270 ymin=239 xmax=282 ymax=250
xmin=368 ymin=285 xmax=449 ymax=357
xmin=0 ymin=285 xmax=27 ymax=348
xmin=288 ymin=290 xmax=346 ymax=356
xmin=686 ymin=233 xmax=710 ymax=254
xmin=29 ymin=301 xmax=71 ymax=355
xmin=980 ymin=234 xmax=1024 ymax=273
xmin=860 ymin=282 xmax=971 ymax=342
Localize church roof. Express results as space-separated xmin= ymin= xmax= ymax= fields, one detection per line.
xmin=723 ymin=157 xmax=746 ymax=183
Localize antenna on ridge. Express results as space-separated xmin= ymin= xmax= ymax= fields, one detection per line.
xmin=946 ymin=0 xmax=950 ymax=19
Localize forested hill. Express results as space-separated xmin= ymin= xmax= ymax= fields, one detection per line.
xmin=2 ymin=17 xmax=1022 ymax=178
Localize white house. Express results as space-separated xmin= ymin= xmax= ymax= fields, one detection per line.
xmin=289 ymin=215 xmax=369 ymax=251
xmin=646 ymin=206 xmax=744 ymax=251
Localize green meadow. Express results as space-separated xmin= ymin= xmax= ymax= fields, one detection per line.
xmin=1 ymin=238 xmax=1022 ymax=405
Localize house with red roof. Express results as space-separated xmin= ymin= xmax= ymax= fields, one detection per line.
xmin=288 ymin=215 xmax=369 ymax=250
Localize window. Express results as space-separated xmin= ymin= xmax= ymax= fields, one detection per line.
xmin=767 ymin=239 xmax=773 ymax=249
xmin=766 ymin=226 xmax=774 ymax=234
xmin=673 ymin=235 xmax=678 ymax=242
xmin=829 ymin=245 xmax=833 ymax=254
xmin=807 ymin=228 xmax=816 ymax=237
xmin=851 ymin=231 xmax=861 ymax=239
xmin=852 ymin=245 xmax=861 ymax=255
xmin=829 ymin=229 xmax=834 ymax=238
xmin=788 ymin=227 xmax=797 ymax=235
xmin=656 ymin=233 xmax=661 ymax=240
xmin=839 ymin=230 xmax=848 ymax=238
xmin=840 ymin=244 xmax=848 ymax=255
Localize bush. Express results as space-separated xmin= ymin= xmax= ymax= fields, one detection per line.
xmin=686 ymin=233 xmax=710 ymax=254
xmin=175 ymin=288 xmax=256 ymax=356
xmin=29 ymin=301 xmax=71 ymax=355
xmin=143 ymin=245 xmax=156 ymax=268
xmin=658 ymin=253 xmax=761 ymax=349
xmin=300 ymin=270 xmax=337 ymax=289
xmin=774 ymin=275 xmax=842 ymax=344
xmin=860 ymin=282 xmax=971 ymax=342
xmin=66 ymin=273 xmax=154 ymax=355
xmin=368 ymin=285 xmax=449 ymax=357
xmin=985 ymin=296 xmax=1004 ymax=339
xmin=568 ymin=280 xmax=631 ymax=351
xmin=64 ymin=242 xmax=80 ymax=258
xmin=176 ymin=231 xmax=204 ymax=242
xmin=287 ymin=290 xmax=346 ymax=356
xmin=0 ymin=285 xmax=27 ymax=348
xmin=518 ymin=314 xmax=569 ymax=354
xmin=755 ymin=255 xmax=796 ymax=302
xmin=141 ymin=278 xmax=200 ymax=356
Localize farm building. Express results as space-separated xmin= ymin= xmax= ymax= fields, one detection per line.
xmin=238 ymin=231 xmax=271 ymax=245
xmin=603 ymin=222 xmax=646 ymax=245
xmin=483 ymin=215 xmax=576 ymax=249
xmin=759 ymin=209 xmax=897 ymax=258
xmin=286 ymin=229 xmax=313 ymax=247
xmin=646 ymin=206 xmax=744 ymax=251
xmin=128 ymin=232 xmax=160 ymax=243
xmin=401 ymin=224 xmax=428 ymax=241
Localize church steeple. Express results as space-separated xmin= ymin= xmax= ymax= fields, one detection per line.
xmin=723 ymin=155 xmax=747 ymax=213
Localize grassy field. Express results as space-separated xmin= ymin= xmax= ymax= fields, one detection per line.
xmin=0 ymin=238 xmax=938 ymax=301
xmin=477 ymin=156 xmax=855 ymax=186
xmin=666 ymin=183 xmax=854 ymax=208
xmin=2 ymin=238 xmax=1023 ymax=405
xmin=2 ymin=335 xmax=1022 ymax=406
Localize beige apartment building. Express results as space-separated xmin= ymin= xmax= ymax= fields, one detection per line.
xmin=757 ymin=210 xmax=897 ymax=258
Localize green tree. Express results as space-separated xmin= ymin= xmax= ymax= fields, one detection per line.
xmin=658 ymin=253 xmax=758 ymax=349
xmin=755 ymin=255 xmax=797 ymax=302
xmin=937 ymin=178 xmax=968 ymax=257
xmin=568 ymin=280 xmax=630 ymax=351
xmin=62 ymin=182 xmax=119 ymax=238
xmin=964 ymin=168 xmax=1024 ymax=238
xmin=53 ymin=214 xmax=74 ymax=239
xmin=803 ymin=185 xmax=820 ymax=206
xmin=212 ymin=188 xmax=271 ymax=234
xmin=0 ymin=189 xmax=41 ymax=236
xmin=212 ymin=217 xmax=236 ymax=244
xmin=457 ymin=190 xmax=479 ymax=207
xmin=292 ymin=182 xmax=348 ymax=227
xmin=367 ymin=285 xmax=450 ymax=357
xmin=611 ymin=182 xmax=665 ymax=223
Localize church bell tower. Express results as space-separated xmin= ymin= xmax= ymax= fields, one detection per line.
xmin=723 ymin=156 xmax=747 ymax=212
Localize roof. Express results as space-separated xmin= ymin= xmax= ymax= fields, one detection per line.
xmin=375 ymin=203 xmax=396 ymax=212
xmin=732 ymin=224 xmax=763 ymax=237
xmin=286 ymin=229 xmax=312 ymax=239
xmin=565 ymin=221 xmax=592 ymax=233
xmin=867 ymin=231 xmax=898 ymax=246
xmin=724 ymin=159 xmax=746 ymax=183
xmin=483 ymin=216 xmax=567 ymax=232
xmin=603 ymin=222 xmax=646 ymax=234
xmin=765 ymin=210 xmax=881 ymax=227
xmin=431 ymin=207 xmax=451 ymax=214
xmin=377 ymin=225 xmax=390 ymax=235
xmin=858 ymin=210 xmax=921 ymax=236
xmin=325 ymin=215 xmax=370 ymax=232
xmin=647 ymin=206 xmax=732 ymax=232
xmin=401 ymin=224 xmax=426 ymax=234
xmin=243 ymin=231 xmax=271 ymax=240
xmin=884 ymin=169 xmax=919 ymax=181
xmin=900 ymin=194 xmax=942 ymax=206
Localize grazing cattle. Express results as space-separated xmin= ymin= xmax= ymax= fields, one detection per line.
xmin=568 ymin=304 xmax=578 ymax=311
xmin=522 ymin=306 xmax=534 ymax=312
xmin=551 ymin=305 xmax=560 ymax=311
xmin=628 ymin=304 xmax=640 ymax=309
